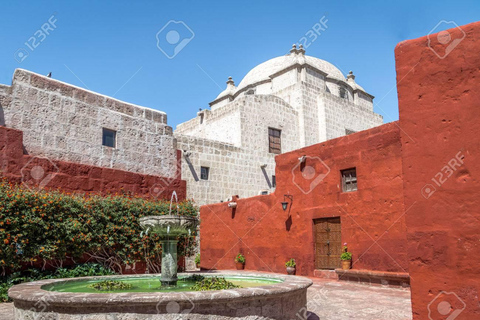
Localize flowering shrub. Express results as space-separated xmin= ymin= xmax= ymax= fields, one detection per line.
xmin=0 ymin=181 xmax=198 ymax=275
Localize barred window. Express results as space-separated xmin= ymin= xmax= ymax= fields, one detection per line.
xmin=341 ymin=168 xmax=357 ymax=192
xmin=268 ymin=128 xmax=281 ymax=154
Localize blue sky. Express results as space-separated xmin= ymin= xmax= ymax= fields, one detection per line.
xmin=0 ymin=0 xmax=478 ymax=128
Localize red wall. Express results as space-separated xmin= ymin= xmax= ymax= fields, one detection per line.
xmin=200 ymin=122 xmax=407 ymax=276
xmin=396 ymin=22 xmax=480 ymax=319
xmin=0 ymin=126 xmax=186 ymax=200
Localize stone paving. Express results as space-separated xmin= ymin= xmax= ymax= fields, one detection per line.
xmin=306 ymin=278 xmax=412 ymax=320
xmin=0 ymin=278 xmax=412 ymax=320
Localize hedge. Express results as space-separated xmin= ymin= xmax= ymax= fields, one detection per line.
xmin=0 ymin=180 xmax=198 ymax=274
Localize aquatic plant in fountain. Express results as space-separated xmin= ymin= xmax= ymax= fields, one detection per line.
xmin=139 ymin=191 xmax=198 ymax=286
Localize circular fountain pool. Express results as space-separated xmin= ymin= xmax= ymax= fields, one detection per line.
xmin=43 ymin=274 xmax=284 ymax=293
xmin=9 ymin=271 xmax=312 ymax=320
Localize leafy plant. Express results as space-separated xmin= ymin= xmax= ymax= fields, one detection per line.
xmin=234 ymin=253 xmax=245 ymax=264
xmin=181 ymin=274 xmax=205 ymax=282
xmin=195 ymin=254 xmax=200 ymax=265
xmin=88 ymin=280 xmax=133 ymax=291
xmin=285 ymin=258 xmax=296 ymax=268
xmin=341 ymin=244 xmax=352 ymax=261
xmin=0 ymin=263 xmax=116 ymax=302
xmin=341 ymin=252 xmax=352 ymax=260
xmin=0 ymin=180 xmax=199 ymax=275
xmin=191 ymin=277 xmax=239 ymax=291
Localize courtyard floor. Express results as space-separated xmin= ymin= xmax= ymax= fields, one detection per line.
xmin=0 ymin=278 xmax=412 ymax=320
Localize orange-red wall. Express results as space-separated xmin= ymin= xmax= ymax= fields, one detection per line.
xmin=396 ymin=21 xmax=480 ymax=319
xmin=0 ymin=126 xmax=186 ymax=200
xmin=200 ymin=122 xmax=408 ymax=276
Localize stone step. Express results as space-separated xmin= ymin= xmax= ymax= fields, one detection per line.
xmin=335 ymin=269 xmax=410 ymax=288
xmin=313 ymin=269 xmax=339 ymax=280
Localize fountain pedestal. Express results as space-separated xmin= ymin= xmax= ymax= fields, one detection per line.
xmin=160 ymin=239 xmax=178 ymax=286
xmin=139 ymin=214 xmax=198 ymax=287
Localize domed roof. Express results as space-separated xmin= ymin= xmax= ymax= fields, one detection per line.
xmin=215 ymin=77 xmax=236 ymax=100
xmin=237 ymin=50 xmax=346 ymax=91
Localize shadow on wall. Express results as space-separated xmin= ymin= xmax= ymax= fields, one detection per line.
xmin=0 ymin=106 xmax=5 ymax=126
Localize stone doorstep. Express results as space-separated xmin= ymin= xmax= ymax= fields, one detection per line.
xmin=313 ymin=269 xmax=339 ymax=280
xmin=334 ymin=269 xmax=410 ymax=288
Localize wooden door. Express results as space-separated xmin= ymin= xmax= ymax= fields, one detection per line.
xmin=314 ymin=218 xmax=342 ymax=269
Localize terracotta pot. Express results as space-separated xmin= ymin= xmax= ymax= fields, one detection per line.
xmin=341 ymin=260 xmax=351 ymax=270
xmin=196 ymin=263 xmax=200 ymax=269
xmin=235 ymin=262 xmax=245 ymax=270
xmin=286 ymin=267 xmax=296 ymax=275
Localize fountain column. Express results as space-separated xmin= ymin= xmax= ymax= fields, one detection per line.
xmin=160 ymin=239 xmax=178 ymax=286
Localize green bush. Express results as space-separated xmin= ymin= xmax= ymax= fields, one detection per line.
xmin=285 ymin=258 xmax=296 ymax=268
xmin=0 ymin=181 xmax=198 ymax=274
xmin=340 ymin=252 xmax=352 ymax=260
xmin=234 ymin=253 xmax=245 ymax=264
xmin=0 ymin=263 xmax=114 ymax=302
xmin=191 ymin=277 xmax=239 ymax=291
xmin=195 ymin=254 xmax=200 ymax=265
xmin=88 ymin=280 xmax=133 ymax=291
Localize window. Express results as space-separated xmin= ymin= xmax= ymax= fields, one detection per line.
xmin=341 ymin=168 xmax=357 ymax=192
xmin=268 ymin=128 xmax=281 ymax=154
xmin=272 ymin=175 xmax=276 ymax=188
xmin=102 ymin=128 xmax=116 ymax=148
xmin=339 ymin=87 xmax=348 ymax=99
xmin=200 ymin=166 xmax=209 ymax=180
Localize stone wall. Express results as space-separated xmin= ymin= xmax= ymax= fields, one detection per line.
xmin=0 ymin=126 xmax=186 ymax=199
xmin=199 ymin=122 xmax=407 ymax=276
xmin=0 ymin=69 xmax=178 ymax=178
xmin=176 ymin=95 xmax=299 ymax=205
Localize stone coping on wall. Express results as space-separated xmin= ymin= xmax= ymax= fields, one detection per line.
xmin=9 ymin=68 xmax=167 ymax=124
xmin=335 ymin=269 xmax=410 ymax=288
xmin=9 ymin=271 xmax=313 ymax=311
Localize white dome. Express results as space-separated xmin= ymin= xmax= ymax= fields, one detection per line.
xmin=237 ymin=54 xmax=346 ymax=91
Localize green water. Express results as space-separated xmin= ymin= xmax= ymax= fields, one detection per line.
xmin=43 ymin=276 xmax=283 ymax=293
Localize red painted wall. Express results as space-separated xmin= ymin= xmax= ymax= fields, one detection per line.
xmin=200 ymin=122 xmax=407 ymax=276
xmin=0 ymin=126 xmax=186 ymax=200
xmin=396 ymin=22 xmax=480 ymax=319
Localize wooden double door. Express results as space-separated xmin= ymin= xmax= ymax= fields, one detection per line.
xmin=314 ymin=217 xmax=342 ymax=269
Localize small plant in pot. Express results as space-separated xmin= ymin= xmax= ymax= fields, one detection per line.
xmin=341 ymin=243 xmax=352 ymax=270
xmin=195 ymin=254 xmax=200 ymax=269
xmin=285 ymin=258 xmax=296 ymax=275
xmin=235 ymin=253 xmax=245 ymax=270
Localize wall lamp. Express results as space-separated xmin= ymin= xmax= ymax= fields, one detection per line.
xmin=281 ymin=194 xmax=293 ymax=211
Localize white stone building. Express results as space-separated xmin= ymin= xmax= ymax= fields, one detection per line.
xmin=175 ymin=45 xmax=383 ymax=205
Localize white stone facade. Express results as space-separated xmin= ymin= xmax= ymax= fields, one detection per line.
xmin=175 ymin=45 xmax=383 ymax=205
xmin=0 ymin=69 xmax=178 ymax=178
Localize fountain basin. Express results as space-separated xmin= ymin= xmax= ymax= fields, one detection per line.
xmin=9 ymin=271 xmax=312 ymax=320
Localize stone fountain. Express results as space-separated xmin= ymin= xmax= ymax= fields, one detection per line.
xmin=139 ymin=191 xmax=198 ymax=286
